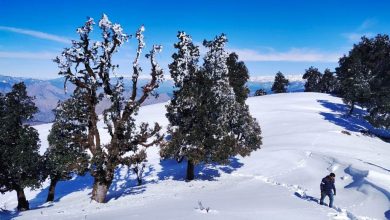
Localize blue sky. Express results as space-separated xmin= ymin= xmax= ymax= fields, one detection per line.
xmin=0 ymin=0 xmax=389 ymax=79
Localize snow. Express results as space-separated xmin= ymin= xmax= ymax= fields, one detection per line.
xmin=98 ymin=14 xmax=111 ymax=29
xmin=1 ymin=92 xmax=389 ymax=220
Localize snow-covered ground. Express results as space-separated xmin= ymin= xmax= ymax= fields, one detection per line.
xmin=1 ymin=93 xmax=389 ymax=220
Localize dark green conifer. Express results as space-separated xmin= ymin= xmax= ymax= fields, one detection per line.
xmin=271 ymin=71 xmax=289 ymax=93
xmin=0 ymin=83 xmax=43 ymax=211
xmin=254 ymin=89 xmax=267 ymax=96
xmin=44 ymin=90 xmax=89 ymax=202
xmin=336 ymin=34 xmax=390 ymax=128
xmin=319 ymin=69 xmax=338 ymax=94
xmin=162 ymin=33 xmax=262 ymax=181
xmin=227 ymin=52 xmax=250 ymax=104
xmin=303 ymin=66 xmax=322 ymax=92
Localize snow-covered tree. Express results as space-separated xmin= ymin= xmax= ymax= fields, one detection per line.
xmin=162 ymin=32 xmax=203 ymax=180
xmin=0 ymin=83 xmax=44 ymax=211
xmin=54 ymin=15 xmax=164 ymax=203
xmin=227 ymin=52 xmax=250 ymax=104
xmin=254 ymin=89 xmax=267 ymax=96
xmin=337 ymin=34 xmax=390 ymax=128
xmin=319 ymin=69 xmax=338 ymax=94
xmin=337 ymin=54 xmax=371 ymax=115
xmin=303 ymin=66 xmax=322 ymax=92
xmin=44 ymin=90 xmax=89 ymax=202
xmin=364 ymin=35 xmax=390 ymax=128
xmin=271 ymin=71 xmax=289 ymax=93
xmin=162 ymin=33 xmax=262 ymax=181
xmin=202 ymin=34 xmax=261 ymax=169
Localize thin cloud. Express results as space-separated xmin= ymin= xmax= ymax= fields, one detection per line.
xmin=342 ymin=32 xmax=374 ymax=42
xmin=342 ymin=19 xmax=376 ymax=43
xmin=0 ymin=51 xmax=58 ymax=59
xmin=358 ymin=19 xmax=376 ymax=31
xmin=230 ymin=48 xmax=340 ymax=62
xmin=0 ymin=26 xmax=70 ymax=44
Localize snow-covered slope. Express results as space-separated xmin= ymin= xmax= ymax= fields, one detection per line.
xmin=1 ymin=93 xmax=389 ymax=220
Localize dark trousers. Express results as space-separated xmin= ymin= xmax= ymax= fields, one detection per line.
xmin=320 ymin=191 xmax=334 ymax=208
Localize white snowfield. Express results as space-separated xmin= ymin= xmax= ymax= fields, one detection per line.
xmin=1 ymin=92 xmax=389 ymax=220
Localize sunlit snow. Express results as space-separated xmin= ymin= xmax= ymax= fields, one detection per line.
xmin=1 ymin=93 xmax=389 ymax=220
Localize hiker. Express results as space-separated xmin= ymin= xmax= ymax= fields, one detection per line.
xmin=320 ymin=172 xmax=336 ymax=208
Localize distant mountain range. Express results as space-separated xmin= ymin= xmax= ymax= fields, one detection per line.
xmin=0 ymin=74 xmax=304 ymax=124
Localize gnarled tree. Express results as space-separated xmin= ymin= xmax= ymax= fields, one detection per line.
xmin=54 ymin=15 xmax=164 ymax=203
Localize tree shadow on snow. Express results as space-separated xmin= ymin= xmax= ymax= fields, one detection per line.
xmin=344 ymin=166 xmax=390 ymax=219
xmin=29 ymin=164 xmax=157 ymax=205
xmin=385 ymin=210 xmax=390 ymax=220
xmin=0 ymin=176 xmax=89 ymax=218
xmin=157 ymin=157 xmax=244 ymax=181
xmin=106 ymin=165 xmax=155 ymax=201
xmin=344 ymin=166 xmax=390 ymax=201
xmin=317 ymin=99 xmax=390 ymax=140
xmin=0 ymin=208 xmax=21 ymax=220
xmin=29 ymin=174 xmax=94 ymax=208
xmin=0 ymin=203 xmax=54 ymax=219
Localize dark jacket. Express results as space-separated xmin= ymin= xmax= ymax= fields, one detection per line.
xmin=320 ymin=176 xmax=336 ymax=194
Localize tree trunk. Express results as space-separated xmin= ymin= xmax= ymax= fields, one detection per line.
xmin=133 ymin=166 xmax=145 ymax=186
xmin=137 ymin=177 xmax=142 ymax=186
xmin=91 ymin=179 xmax=111 ymax=203
xmin=348 ymin=102 xmax=355 ymax=115
xmin=46 ymin=178 xmax=59 ymax=202
xmin=16 ymin=187 xmax=29 ymax=211
xmin=186 ymin=160 xmax=195 ymax=181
